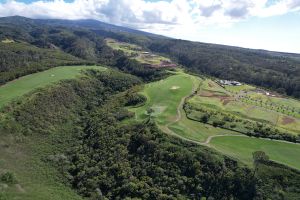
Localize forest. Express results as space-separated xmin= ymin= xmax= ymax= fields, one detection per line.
xmin=1 ymin=16 xmax=300 ymax=97
xmin=0 ymin=16 xmax=165 ymax=85
xmin=0 ymin=16 xmax=300 ymax=199
xmin=1 ymin=69 xmax=299 ymax=199
xmin=147 ymin=39 xmax=300 ymax=98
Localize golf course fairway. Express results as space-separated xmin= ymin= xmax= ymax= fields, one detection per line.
xmin=133 ymin=70 xmax=196 ymax=125
xmin=132 ymin=70 xmax=300 ymax=170
xmin=0 ymin=65 xmax=106 ymax=108
xmin=210 ymin=136 xmax=300 ymax=170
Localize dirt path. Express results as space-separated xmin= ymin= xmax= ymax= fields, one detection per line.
xmin=202 ymin=134 xmax=248 ymax=145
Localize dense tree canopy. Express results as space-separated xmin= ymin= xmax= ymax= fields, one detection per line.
xmin=1 ymin=69 xmax=299 ymax=199
xmin=148 ymin=39 xmax=300 ymax=98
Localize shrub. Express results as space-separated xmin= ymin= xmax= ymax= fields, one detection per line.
xmin=212 ymin=120 xmax=225 ymax=127
xmin=0 ymin=172 xmax=17 ymax=184
xmin=200 ymin=114 xmax=210 ymax=123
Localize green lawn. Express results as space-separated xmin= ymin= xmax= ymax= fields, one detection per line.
xmin=131 ymin=71 xmax=238 ymax=142
xmin=133 ymin=72 xmax=300 ymax=170
xmin=210 ymin=136 xmax=300 ymax=170
xmin=0 ymin=65 xmax=106 ymax=108
xmin=169 ymin=117 xmax=238 ymax=142
xmin=132 ymin=70 xmax=194 ymax=125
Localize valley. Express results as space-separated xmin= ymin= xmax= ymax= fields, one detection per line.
xmin=0 ymin=16 xmax=300 ymax=200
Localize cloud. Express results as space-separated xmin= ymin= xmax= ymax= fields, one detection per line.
xmin=0 ymin=0 xmax=300 ymax=30
xmin=200 ymin=4 xmax=222 ymax=17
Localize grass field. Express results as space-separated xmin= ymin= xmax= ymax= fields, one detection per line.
xmin=132 ymin=71 xmax=300 ymax=169
xmin=211 ymin=136 xmax=300 ymax=170
xmin=0 ymin=134 xmax=84 ymax=200
xmin=188 ymin=79 xmax=300 ymax=135
xmin=131 ymin=71 xmax=238 ymax=142
xmin=0 ymin=65 xmax=106 ymax=108
xmin=132 ymin=70 xmax=194 ymax=124
xmin=106 ymin=38 xmax=175 ymax=67
xmin=0 ymin=66 xmax=109 ymax=199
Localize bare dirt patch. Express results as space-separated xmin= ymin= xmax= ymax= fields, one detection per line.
xmin=282 ymin=116 xmax=296 ymax=125
xmin=199 ymin=90 xmax=214 ymax=97
xmin=15 ymin=184 xmax=25 ymax=193
xmin=208 ymin=82 xmax=214 ymax=88
xmin=199 ymin=90 xmax=233 ymax=105
xmin=221 ymin=97 xmax=234 ymax=105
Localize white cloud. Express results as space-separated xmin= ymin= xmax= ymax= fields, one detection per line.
xmin=0 ymin=0 xmax=300 ymax=52
xmin=0 ymin=0 xmax=299 ymax=26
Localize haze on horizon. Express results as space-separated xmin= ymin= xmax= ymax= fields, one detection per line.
xmin=0 ymin=0 xmax=300 ymax=53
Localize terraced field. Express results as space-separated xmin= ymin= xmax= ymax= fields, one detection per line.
xmin=187 ymin=79 xmax=300 ymax=135
xmin=0 ymin=65 xmax=106 ymax=108
xmin=106 ymin=38 xmax=176 ymax=67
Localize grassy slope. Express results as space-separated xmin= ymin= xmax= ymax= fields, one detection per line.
xmin=106 ymin=38 xmax=171 ymax=65
xmin=132 ymin=70 xmax=193 ymax=125
xmin=189 ymin=79 xmax=300 ymax=135
xmin=131 ymin=71 xmax=238 ymax=142
xmin=0 ymin=66 xmax=109 ymax=199
xmin=210 ymin=136 xmax=300 ymax=170
xmin=132 ymin=71 xmax=300 ymax=169
xmin=0 ymin=133 xmax=83 ymax=200
xmin=0 ymin=65 xmax=106 ymax=108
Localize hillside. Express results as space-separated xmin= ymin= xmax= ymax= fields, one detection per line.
xmin=1 ymin=68 xmax=299 ymax=199
xmin=0 ymin=16 xmax=300 ymax=200
xmin=148 ymin=39 xmax=300 ymax=98
xmin=1 ymin=16 xmax=300 ymax=98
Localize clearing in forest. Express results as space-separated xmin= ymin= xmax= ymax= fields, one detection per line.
xmin=132 ymin=70 xmax=300 ymax=170
xmin=105 ymin=38 xmax=176 ymax=68
xmin=0 ymin=65 xmax=106 ymax=108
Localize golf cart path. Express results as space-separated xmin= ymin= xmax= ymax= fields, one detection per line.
xmin=162 ymin=76 xmax=299 ymax=146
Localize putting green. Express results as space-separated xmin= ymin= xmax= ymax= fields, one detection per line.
xmin=0 ymin=65 xmax=106 ymax=108
xmin=211 ymin=136 xmax=300 ymax=170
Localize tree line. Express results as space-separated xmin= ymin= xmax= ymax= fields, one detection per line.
xmin=1 ymin=69 xmax=300 ymax=199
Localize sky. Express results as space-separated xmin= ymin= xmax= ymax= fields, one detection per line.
xmin=0 ymin=0 xmax=300 ymax=53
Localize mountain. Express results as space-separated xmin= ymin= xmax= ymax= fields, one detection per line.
xmin=0 ymin=16 xmax=300 ymax=200
xmin=36 ymin=18 xmax=166 ymax=39
xmin=0 ymin=16 xmax=300 ymax=98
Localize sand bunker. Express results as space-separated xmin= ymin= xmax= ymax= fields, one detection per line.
xmin=170 ymin=86 xmax=180 ymax=90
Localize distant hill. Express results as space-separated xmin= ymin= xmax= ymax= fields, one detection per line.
xmin=0 ymin=16 xmax=300 ymax=98
xmin=36 ymin=18 xmax=166 ymax=39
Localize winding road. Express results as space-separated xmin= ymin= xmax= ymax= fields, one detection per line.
xmin=160 ymin=76 xmax=299 ymax=146
xmin=159 ymin=76 xmax=234 ymax=146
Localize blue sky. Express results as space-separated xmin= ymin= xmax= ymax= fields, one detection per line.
xmin=0 ymin=0 xmax=300 ymax=53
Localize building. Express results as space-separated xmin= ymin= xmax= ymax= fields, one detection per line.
xmin=218 ymin=80 xmax=242 ymax=86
